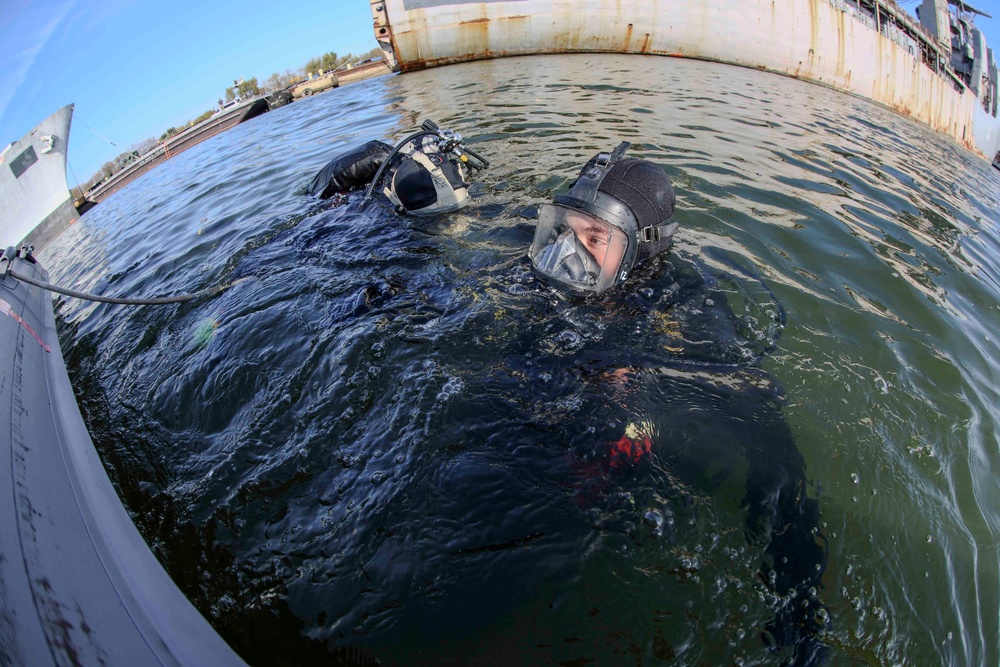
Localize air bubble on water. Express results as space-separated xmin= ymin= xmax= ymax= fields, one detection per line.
xmin=850 ymin=472 xmax=860 ymax=484
xmin=370 ymin=472 xmax=386 ymax=484
xmin=874 ymin=374 xmax=890 ymax=394
xmin=394 ymin=454 xmax=405 ymax=464
xmin=926 ymin=534 xmax=933 ymax=543
xmin=736 ymin=628 xmax=746 ymax=641
xmin=554 ymin=329 xmax=583 ymax=350
xmin=436 ymin=376 xmax=464 ymax=402
xmin=643 ymin=509 xmax=664 ymax=536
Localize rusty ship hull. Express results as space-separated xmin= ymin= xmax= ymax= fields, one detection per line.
xmin=370 ymin=0 xmax=1000 ymax=162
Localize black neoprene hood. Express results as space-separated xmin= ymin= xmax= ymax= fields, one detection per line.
xmin=565 ymin=153 xmax=678 ymax=263
xmin=594 ymin=157 xmax=676 ymax=229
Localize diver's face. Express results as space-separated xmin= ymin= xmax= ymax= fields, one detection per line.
xmin=529 ymin=203 xmax=632 ymax=293
xmin=563 ymin=210 xmax=627 ymax=281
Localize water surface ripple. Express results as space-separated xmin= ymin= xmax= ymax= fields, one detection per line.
xmin=44 ymin=54 xmax=1000 ymax=666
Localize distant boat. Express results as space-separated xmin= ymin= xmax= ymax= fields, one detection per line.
xmin=85 ymin=96 xmax=269 ymax=204
xmin=0 ymin=104 xmax=76 ymax=250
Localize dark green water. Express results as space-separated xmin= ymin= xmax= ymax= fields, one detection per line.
xmin=43 ymin=54 xmax=1000 ymax=665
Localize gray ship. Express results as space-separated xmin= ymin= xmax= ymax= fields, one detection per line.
xmin=0 ymin=104 xmax=77 ymax=250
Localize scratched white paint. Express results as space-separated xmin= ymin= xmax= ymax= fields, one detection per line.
xmin=371 ymin=0 xmax=1000 ymax=160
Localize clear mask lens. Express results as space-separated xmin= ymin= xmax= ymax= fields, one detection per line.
xmin=529 ymin=205 xmax=628 ymax=292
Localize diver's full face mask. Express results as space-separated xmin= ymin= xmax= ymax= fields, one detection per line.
xmin=529 ymin=204 xmax=631 ymax=294
xmin=530 ymin=142 xmax=645 ymax=294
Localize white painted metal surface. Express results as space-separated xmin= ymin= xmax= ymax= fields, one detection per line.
xmin=375 ymin=0 xmax=1000 ymax=160
xmin=0 ymin=105 xmax=76 ymax=248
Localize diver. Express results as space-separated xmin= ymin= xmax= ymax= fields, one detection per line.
xmin=529 ymin=143 xmax=830 ymax=665
xmin=307 ymin=119 xmax=489 ymax=216
xmin=529 ymin=141 xmax=678 ymax=294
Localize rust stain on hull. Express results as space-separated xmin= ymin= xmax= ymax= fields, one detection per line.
xmin=379 ymin=0 xmax=1000 ymax=159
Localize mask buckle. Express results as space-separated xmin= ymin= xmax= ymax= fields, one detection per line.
xmin=609 ymin=141 xmax=631 ymax=162
xmin=583 ymin=141 xmax=632 ymax=185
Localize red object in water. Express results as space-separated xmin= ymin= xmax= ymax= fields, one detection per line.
xmin=606 ymin=432 xmax=651 ymax=470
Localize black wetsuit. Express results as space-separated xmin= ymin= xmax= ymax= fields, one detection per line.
xmin=399 ymin=248 xmax=831 ymax=665
xmin=307 ymin=140 xmax=392 ymax=199
xmin=568 ymin=252 xmax=829 ymax=664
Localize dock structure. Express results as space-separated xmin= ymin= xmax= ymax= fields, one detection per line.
xmin=85 ymin=97 xmax=270 ymax=205
xmin=370 ymin=0 xmax=1000 ymax=161
xmin=336 ymin=58 xmax=394 ymax=85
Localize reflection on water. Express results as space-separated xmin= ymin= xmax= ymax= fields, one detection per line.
xmin=44 ymin=54 xmax=1000 ymax=666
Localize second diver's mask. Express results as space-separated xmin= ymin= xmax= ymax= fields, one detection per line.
xmin=529 ymin=142 xmax=678 ymax=295
xmin=365 ymin=120 xmax=489 ymax=217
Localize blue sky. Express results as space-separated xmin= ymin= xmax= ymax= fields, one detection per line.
xmin=0 ymin=0 xmax=378 ymax=184
xmin=2 ymin=1 xmax=999 ymax=185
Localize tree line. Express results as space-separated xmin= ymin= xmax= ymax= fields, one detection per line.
xmin=79 ymin=46 xmax=384 ymax=197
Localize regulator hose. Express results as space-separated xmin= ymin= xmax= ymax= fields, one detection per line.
xmin=9 ymin=269 xmax=251 ymax=306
